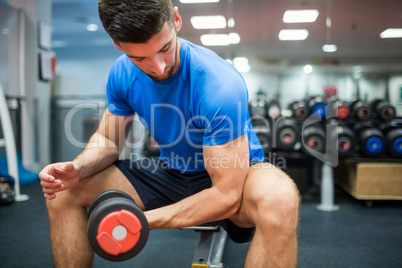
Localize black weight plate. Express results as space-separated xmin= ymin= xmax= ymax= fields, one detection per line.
xmin=88 ymin=197 xmax=149 ymax=262
xmin=379 ymin=106 xmax=395 ymax=121
xmin=369 ymin=99 xmax=383 ymax=113
xmin=277 ymin=128 xmax=298 ymax=151
xmin=305 ymin=136 xmax=325 ymax=153
xmin=356 ymin=107 xmax=371 ymax=120
xmin=88 ymin=190 xmax=134 ymax=218
xmin=337 ymin=126 xmax=356 ymax=158
xmin=337 ymin=136 xmax=355 ymax=158
xmin=256 ymin=132 xmax=271 ymax=153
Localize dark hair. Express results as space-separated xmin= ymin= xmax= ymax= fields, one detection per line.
xmin=98 ymin=0 xmax=175 ymax=44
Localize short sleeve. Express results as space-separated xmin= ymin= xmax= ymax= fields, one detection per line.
xmin=199 ymin=76 xmax=249 ymax=146
xmin=106 ymin=57 xmax=135 ymax=116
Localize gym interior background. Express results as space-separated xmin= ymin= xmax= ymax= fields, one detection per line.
xmin=0 ymin=0 xmax=401 ymax=267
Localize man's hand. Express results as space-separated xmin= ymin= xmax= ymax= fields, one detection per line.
xmin=39 ymin=162 xmax=80 ymax=200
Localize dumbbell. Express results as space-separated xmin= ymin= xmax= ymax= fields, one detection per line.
xmin=354 ymin=121 xmax=386 ymax=157
xmin=87 ymin=190 xmax=149 ymax=262
xmin=288 ymin=101 xmax=308 ymax=121
xmin=274 ymin=118 xmax=300 ymax=151
xmin=349 ymin=99 xmax=372 ymax=120
xmin=302 ymin=124 xmax=326 ymax=156
xmin=330 ymin=123 xmax=356 ymax=158
xmin=305 ymin=95 xmax=327 ymax=119
xmin=327 ymin=98 xmax=350 ymax=120
xmin=267 ymin=100 xmax=281 ymax=119
xmin=251 ymin=117 xmax=271 ymax=154
xmin=370 ymin=99 xmax=396 ymax=121
xmin=380 ymin=121 xmax=402 ymax=158
xmin=249 ymin=97 xmax=267 ymax=118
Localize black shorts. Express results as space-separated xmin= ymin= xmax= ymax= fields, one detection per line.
xmin=114 ymin=157 xmax=255 ymax=243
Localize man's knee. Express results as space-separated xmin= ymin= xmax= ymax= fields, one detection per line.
xmin=46 ymin=178 xmax=96 ymax=215
xmin=46 ymin=187 xmax=79 ymax=214
xmin=46 ymin=165 xmax=141 ymax=214
xmin=246 ymin=165 xmax=300 ymax=230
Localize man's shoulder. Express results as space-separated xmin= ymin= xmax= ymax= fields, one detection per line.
xmin=181 ymin=39 xmax=235 ymax=76
xmin=181 ymin=39 xmax=246 ymax=90
xmin=108 ymin=54 xmax=138 ymax=88
xmin=111 ymin=54 xmax=135 ymax=74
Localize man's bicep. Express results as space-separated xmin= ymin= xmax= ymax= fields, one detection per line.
xmin=203 ymin=133 xmax=250 ymax=190
xmin=97 ymin=108 xmax=134 ymax=147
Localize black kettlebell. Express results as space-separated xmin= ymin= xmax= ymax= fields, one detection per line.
xmin=87 ymin=190 xmax=149 ymax=262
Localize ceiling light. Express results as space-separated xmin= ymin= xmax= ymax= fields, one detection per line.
xmin=228 ymin=18 xmax=235 ymax=28
xmin=180 ymin=0 xmax=219 ymax=3
xmin=201 ymin=34 xmax=230 ymax=46
xmin=233 ymin=57 xmax=250 ymax=73
xmin=304 ymin=65 xmax=313 ymax=74
xmin=86 ymin=24 xmax=98 ymax=32
xmin=191 ymin=15 xmax=226 ymax=29
xmin=200 ymin=33 xmax=241 ymax=46
xmin=380 ymin=28 xmax=402 ymax=38
xmin=322 ymin=44 xmax=337 ymax=52
xmin=278 ymin=29 xmax=309 ymax=41
xmin=228 ymin=32 xmax=240 ymax=44
xmin=283 ymin=9 xmax=319 ymax=23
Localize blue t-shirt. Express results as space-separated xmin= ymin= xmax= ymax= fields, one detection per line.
xmin=106 ymin=38 xmax=264 ymax=171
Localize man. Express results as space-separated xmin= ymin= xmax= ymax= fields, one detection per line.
xmin=40 ymin=0 xmax=300 ymax=267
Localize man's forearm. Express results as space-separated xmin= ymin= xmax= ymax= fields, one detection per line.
xmin=73 ymin=132 xmax=120 ymax=180
xmin=145 ymin=135 xmax=250 ymax=230
xmin=144 ymin=185 xmax=241 ymax=229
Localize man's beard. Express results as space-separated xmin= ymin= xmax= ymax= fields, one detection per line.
xmin=148 ymin=62 xmax=175 ymax=81
xmin=148 ymin=39 xmax=178 ymax=82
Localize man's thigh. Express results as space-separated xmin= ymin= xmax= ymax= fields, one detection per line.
xmin=114 ymin=158 xmax=212 ymax=211
xmin=69 ymin=164 xmax=144 ymax=209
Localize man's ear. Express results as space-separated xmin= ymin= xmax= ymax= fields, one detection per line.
xmin=112 ymin=40 xmax=123 ymax=51
xmin=173 ymin=7 xmax=182 ymax=33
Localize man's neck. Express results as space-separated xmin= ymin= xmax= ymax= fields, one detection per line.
xmin=172 ymin=38 xmax=181 ymax=75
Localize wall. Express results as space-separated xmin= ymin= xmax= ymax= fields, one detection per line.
xmin=242 ymin=71 xmax=279 ymax=100
xmin=0 ymin=2 xmax=20 ymax=96
xmin=8 ymin=0 xmax=52 ymax=171
xmin=54 ymin=57 xmax=120 ymax=96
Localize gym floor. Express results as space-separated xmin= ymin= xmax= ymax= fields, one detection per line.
xmin=0 ymin=181 xmax=401 ymax=267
